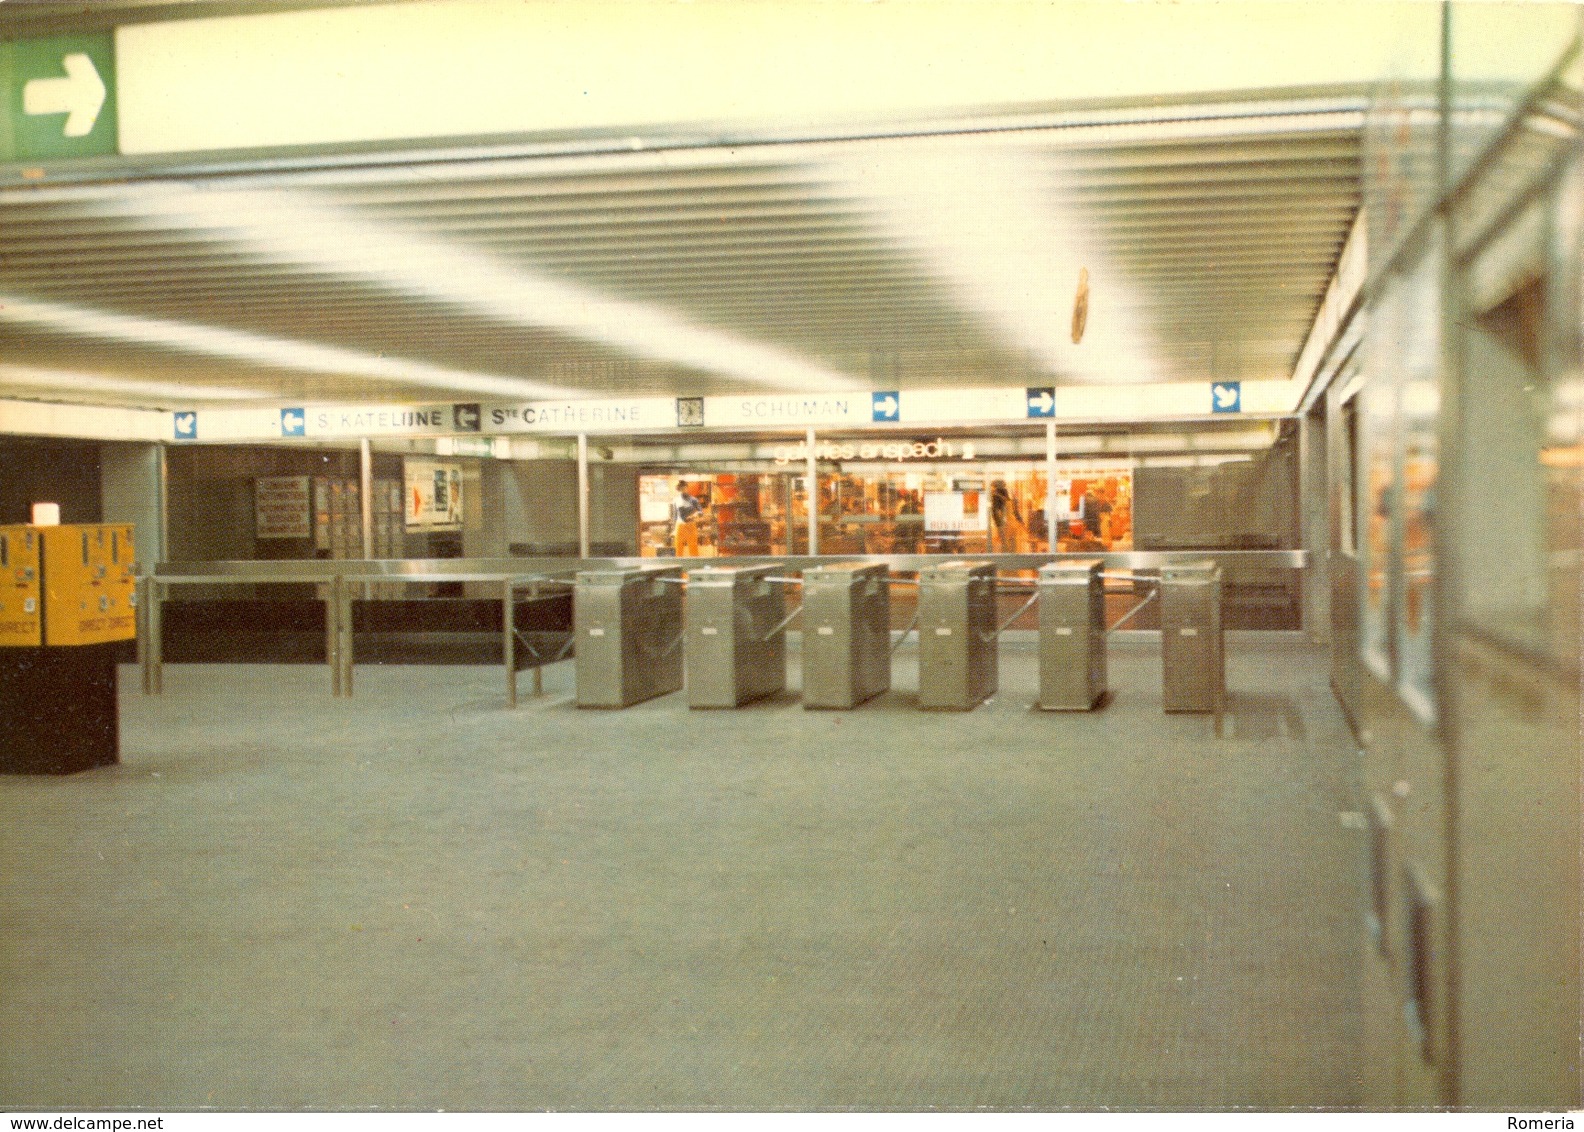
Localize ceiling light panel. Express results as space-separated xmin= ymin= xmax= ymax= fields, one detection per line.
xmin=0 ymin=90 xmax=1362 ymax=408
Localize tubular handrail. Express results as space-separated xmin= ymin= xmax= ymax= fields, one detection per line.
xmin=149 ymin=548 xmax=1307 ymax=581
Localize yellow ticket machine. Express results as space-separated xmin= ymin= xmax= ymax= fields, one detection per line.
xmin=0 ymin=523 xmax=137 ymax=773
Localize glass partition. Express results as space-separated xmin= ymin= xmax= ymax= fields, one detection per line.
xmin=636 ymin=462 xmax=1145 ymax=559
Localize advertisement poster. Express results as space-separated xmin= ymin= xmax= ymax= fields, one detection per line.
xmin=254 ymin=476 xmax=311 ymax=539
xmin=404 ymin=459 xmax=463 ymax=530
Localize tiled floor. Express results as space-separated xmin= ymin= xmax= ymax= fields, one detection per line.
xmin=0 ymin=635 xmax=1364 ymax=1110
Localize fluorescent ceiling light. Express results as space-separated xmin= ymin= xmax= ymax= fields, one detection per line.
xmin=829 ymin=139 xmax=1159 ymax=383
xmin=0 ymin=294 xmax=579 ymax=400
xmin=101 ymin=187 xmax=865 ymax=393
xmin=0 ymin=362 xmax=270 ymax=403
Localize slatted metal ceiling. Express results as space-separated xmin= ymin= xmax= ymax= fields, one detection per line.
xmin=0 ymin=87 xmax=1364 ymax=411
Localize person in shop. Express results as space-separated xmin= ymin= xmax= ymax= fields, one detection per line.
xmin=672 ymin=480 xmax=705 ymax=556
xmin=990 ymin=479 xmax=1029 ymax=553
xmin=1062 ymin=519 xmax=1105 ymax=552
xmin=1080 ymin=485 xmax=1112 ymax=542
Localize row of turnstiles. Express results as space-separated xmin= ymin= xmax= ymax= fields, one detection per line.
xmin=572 ymin=559 xmax=1225 ymax=714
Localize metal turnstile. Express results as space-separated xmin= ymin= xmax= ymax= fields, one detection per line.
xmin=801 ymin=562 xmax=891 ymax=709
xmin=1037 ymin=558 xmax=1107 ymax=710
xmin=1160 ymin=561 xmax=1224 ymax=715
xmin=918 ymin=560 xmax=998 ymax=711
xmin=574 ymin=564 xmax=685 ymax=708
xmin=685 ymin=564 xmax=787 ymax=708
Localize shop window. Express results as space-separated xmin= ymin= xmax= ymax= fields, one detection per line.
xmin=637 ymin=465 xmax=1131 ymax=559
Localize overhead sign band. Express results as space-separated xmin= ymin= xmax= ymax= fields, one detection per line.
xmin=169 ymin=381 xmax=1296 ymax=443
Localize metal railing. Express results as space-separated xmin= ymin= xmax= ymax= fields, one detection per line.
xmin=138 ymin=549 xmax=1305 ymax=706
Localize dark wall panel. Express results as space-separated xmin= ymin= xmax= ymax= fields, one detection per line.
xmin=0 ymin=437 xmax=102 ymax=525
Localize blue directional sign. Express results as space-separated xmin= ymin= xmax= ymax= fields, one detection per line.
xmin=1211 ymin=381 xmax=1242 ymax=413
xmin=173 ymin=411 xmax=197 ymax=439
xmin=280 ymin=407 xmax=306 ymax=437
xmin=1026 ymin=387 xmax=1055 ymax=418
xmin=871 ymin=391 xmax=900 ymax=422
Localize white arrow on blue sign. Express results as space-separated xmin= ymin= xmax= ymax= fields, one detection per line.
xmin=1211 ymin=381 xmax=1242 ymax=413
xmin=280 ymin=408 xmax=306 ymax=437
xmin=871 ymin=392 xmax=900 ymax=422
xmin=1026 ymin=387 xmax=1055 ymax=417
xmin=174 ymin=412 xmax=197 ymax=439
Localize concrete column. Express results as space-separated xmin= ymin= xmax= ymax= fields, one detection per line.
xmin=805 ymin=427 xmax=818 ymax=556
xmin=577 ymin=433 xmax=590 ymax=559
xmin=100 ymin=442 xmax=166 ymax=570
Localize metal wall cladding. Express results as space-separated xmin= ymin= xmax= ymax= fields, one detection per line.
xmin=1161 ymin=561 xmax=1224 ymax=713
xmin=918 ymin=561 xmax=998 ymax=711
xmin=801 ymin=563 xmax=891 ymax=709
xmin=1038 ymin=558 xmax=1107 ymax=710
xmin=574 ymin=565 xmax=684 ymax=708
xmin=685 ymin=565 xmax=787 ymax=709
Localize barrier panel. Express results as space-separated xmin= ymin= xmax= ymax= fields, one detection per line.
xmin=918 ymin=560 xmax=998 ymax=711
xmin=685 ymin=564 xmax=786 ymax=708
xmin=574 ymin=564 xmax=685 ymax=708
xmin=1161 ymin=561 xmax=1225 ymax=720
xmin=1038 ymin=558 xmax=1108 ymax=711
xmin=801 ymin=562 xmax=891 ymax=709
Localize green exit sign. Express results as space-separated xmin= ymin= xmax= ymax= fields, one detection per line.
xmin=0 ymin=33 xmax=118 ymax=162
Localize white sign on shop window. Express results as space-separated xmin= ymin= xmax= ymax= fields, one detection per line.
xmin=924 ymin=490 xmax=988 ymax=532
xmin=404 ymin=459 xmax=463 ymax=531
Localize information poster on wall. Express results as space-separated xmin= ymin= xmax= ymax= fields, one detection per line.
xmin=404 ymin=459 xmax=463 ymax=531
xmin=254 ymin=476 xmax=311 ymax=539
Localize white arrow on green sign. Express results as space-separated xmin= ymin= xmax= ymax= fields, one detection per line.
xmin=0 ymin=33 xmax=117 ymax=161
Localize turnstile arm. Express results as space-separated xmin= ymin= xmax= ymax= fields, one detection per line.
xmin=997 ymin=591 xmax=1041 ymax=635
xmin=890 ymin=610 xmax=920 ymax=655
xmin=764 ymin=603 xmax=804 ymax=641
xmin=1108 ymin=588 xmax=1158 ymax=633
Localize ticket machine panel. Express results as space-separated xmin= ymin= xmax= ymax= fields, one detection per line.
xmin=0 ymin=525 xmax=43 ymax=647
xmin=40 ymin=524 xmax=138 ymax=647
